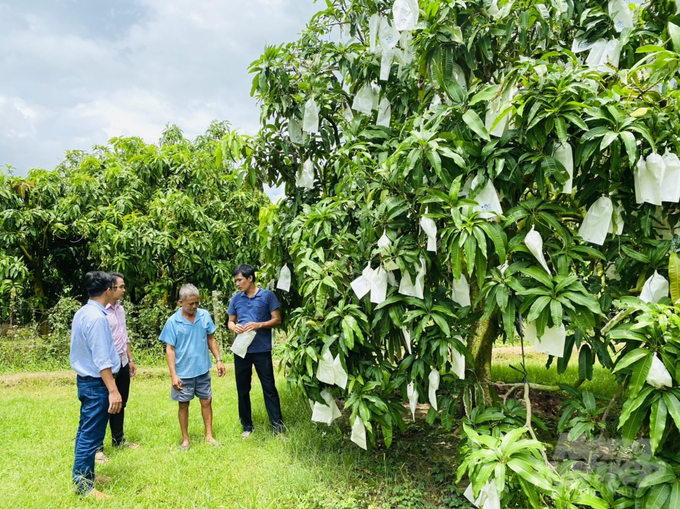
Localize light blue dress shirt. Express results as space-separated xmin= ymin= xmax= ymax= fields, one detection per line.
xmin=159 ymin=308 xmax=216 ymax=379
xmin=70 ymin=300 xmax=121 ymax=378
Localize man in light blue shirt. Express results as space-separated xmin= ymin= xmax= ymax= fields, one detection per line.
xmin=70 ymin=271 xmax=122 ymax=501
xmin=160 ymin=283 xmax=225 ymax=449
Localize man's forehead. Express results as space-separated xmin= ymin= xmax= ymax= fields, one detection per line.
xmin=181 ymin=295 xmax=200 ymax=302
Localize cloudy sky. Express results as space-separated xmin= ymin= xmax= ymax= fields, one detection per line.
xmin=0 ymin=0 xmax=323 ymax=176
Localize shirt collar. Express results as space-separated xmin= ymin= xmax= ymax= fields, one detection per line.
xmin=106 ymin=301 xmax=120 ymax=310
xmin=87 ymin=300 xmax=108 ymax=314
xmin=174 ymin=308 xmax=200 ymax=324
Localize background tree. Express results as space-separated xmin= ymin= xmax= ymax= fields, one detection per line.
xmin=0 ymin=122 xmax=267 ymax=327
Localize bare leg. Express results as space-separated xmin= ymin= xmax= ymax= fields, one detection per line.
xmin=178 ymin=402 xmax=190 ymax=447
xmin=199 ymin=398 xmax=217 ymax=444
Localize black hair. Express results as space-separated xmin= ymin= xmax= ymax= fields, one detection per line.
xmin=85 ymin=271 xmax=114 ymax=298
xmin=109 ymin=272 xmax=124 ymax=284
xmin=232 ymin=264 xmax=255 ymax=281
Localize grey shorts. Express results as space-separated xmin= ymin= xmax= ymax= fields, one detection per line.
xmin=171 ymin=371 xmax=212 ymax=402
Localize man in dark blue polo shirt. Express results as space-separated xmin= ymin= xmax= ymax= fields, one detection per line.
xmin=227 ymin=264 xmax=284 ymax=438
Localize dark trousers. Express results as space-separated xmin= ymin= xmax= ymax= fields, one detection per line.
xmin=73 ymin=376 xmax=109 ymax=494
xmin=234 ymin=351 xmax=284 ymax=432
xmin=97 ymin=362 xmax=130 ymax=449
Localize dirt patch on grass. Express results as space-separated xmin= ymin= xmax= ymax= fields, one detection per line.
xmin=0 ymin=367 xmax=171 ymax=388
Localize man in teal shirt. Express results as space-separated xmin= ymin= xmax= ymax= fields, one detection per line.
xmin=160 ymin=283 xmax=225 ymax=449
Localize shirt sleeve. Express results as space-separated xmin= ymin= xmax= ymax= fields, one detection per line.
xmin=159 ymin=318 xmax=176 ymax=346
xmin=227 ymin=296 xmax=236 ymax=316
xmin=87 ymin=317 xmax=116 ymax=373
xmin=268 ymin=291 xmax=281 ymax=312
xmin=120 ymin=306 xmax=130 ymax=345
xmin=204 ymin=311 xmax=217 ymax=335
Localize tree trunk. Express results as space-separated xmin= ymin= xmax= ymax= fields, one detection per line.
xmin=467 ymin=309 xmax=499 ymax=404
xmin=33 ymin=261 xmax=50 ymax=336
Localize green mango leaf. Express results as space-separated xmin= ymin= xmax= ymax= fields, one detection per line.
xmin=462 ymin=110 xmax=491 ymax=141
xmin=670 ymin=252 xmax=680 ymax=305
xmin=669 ymin=22 xmax=680 ymax=53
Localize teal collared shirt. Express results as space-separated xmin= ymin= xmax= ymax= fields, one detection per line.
xmin=70 ymin=300 xmax=121 ymax=378
xmin=159 ymin=308 xmax=216 ymax=378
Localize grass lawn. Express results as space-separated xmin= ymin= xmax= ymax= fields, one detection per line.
xmin=0 ymin=345 xmax=618 ymax=508
xmin=0 ymin=365 xmax=469 ymax=509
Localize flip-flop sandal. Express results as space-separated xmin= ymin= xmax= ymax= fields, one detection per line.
xmin=177 ymin=444 xmax=190 ymax=451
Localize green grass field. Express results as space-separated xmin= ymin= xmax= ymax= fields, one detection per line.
xmin=0 ymin=346 xmax=617 ymax=508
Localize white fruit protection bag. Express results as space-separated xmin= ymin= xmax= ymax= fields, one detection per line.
xmin=288 ymin=117 xmax=303 ymax=145
xmin=525 ymin=322 xmax=566 ymax=358
xmin=276 ymin=264 xmax=291 ymax=292
xmin=472 ymin=178 xmax=503 ymax=219
xmin=297 ymin=159 xmax=315 ymax=189
xmin=578 ymin=196 xmax=613 ymax=245
xmin=351 ymin=417 xmax=367 ymax=449
xmin=303 ymin=98 xmax=319 ymax=134
xmin=646 ymin=354 xmax=673 ymax=389
xmin=524 ymin=226 xmax=551 ymax=274
xmin=428 ymin=369 xmax=440 ymax=411
xmin=352 ymin=84 xmax=379 ymax=115
xmin=231 ymin=330 xmax=256 ymax=358
xmin=639 ymin=271 xmax=669 ymax=303
xmin=392 ymin=0 xmax=419 ymax=32
xmin=420 ymin=210 xmax=437 ymax=252
xmin=464 ymin=479 xmax=501 ymax=509
xmin=402 ymin=326 xmax=413 ymax=355
xmin=376 ymin=97 xmax=392 ymax=127
xmin=553 ymin=141 xmax=573 ymax=193
xmin=311 ymin=389 xmax=342 ymax=425
xmin=407 ymin=381 xmax=418 ymax=420
xmin=661 ymin=150 xmax=680 ymax=203
xmin=398 ymin=256 xmax=426 ymax=299
xmin=452 ymin=275 xmax=471 ymax=307
xmin=351 ymin=263 xmax=374 ymax=299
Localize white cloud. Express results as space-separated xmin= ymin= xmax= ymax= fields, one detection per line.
xmin=0 ymin=0 xmax=323 ymax=174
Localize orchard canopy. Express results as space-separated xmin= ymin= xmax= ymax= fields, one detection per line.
xmin=0 ymin=122 xmax=268 ymax=323
xmin=233 ymin=0 xmax=680 ymax=449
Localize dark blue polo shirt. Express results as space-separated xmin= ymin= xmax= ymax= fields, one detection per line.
xmin=227 ymin=288 xmax=280 ymax=353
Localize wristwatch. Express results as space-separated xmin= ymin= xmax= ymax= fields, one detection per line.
xmin=216 ymin=358 xmax=223 ymax=362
